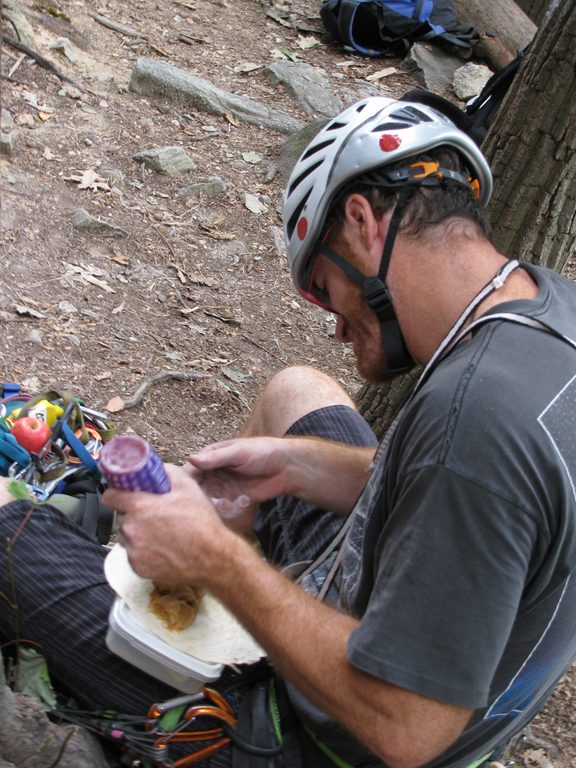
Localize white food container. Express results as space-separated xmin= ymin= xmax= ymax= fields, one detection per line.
xmin=106 ymin=597 xmax=224 ymax=693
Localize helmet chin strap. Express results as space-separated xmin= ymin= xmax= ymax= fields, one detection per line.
xmin=319 ymin=188 xmax=415 ymax=376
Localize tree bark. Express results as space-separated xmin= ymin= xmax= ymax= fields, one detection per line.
xmin=514 ymin=0 xmax=560 ymax=26
xmin=484 ymin=0 xmax=576 ymax=273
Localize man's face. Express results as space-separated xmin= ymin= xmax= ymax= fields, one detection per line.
xmin=311 ymin=232 xmax=391 ymax=383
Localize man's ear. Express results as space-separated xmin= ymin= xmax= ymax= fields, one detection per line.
xmin=343 ymin=194 xmax=380 ymax=247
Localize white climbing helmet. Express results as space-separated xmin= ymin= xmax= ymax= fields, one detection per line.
xmin=283 ymin=96 xmax=493 ymax=295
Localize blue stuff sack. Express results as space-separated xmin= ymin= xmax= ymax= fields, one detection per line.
xmin=320 ymin=0 xmax=478 ymax=57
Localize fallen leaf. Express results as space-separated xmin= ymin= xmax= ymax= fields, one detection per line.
xmin=105 ymin=396 xmax=125 ymax=413
xmin=271 ymin=47 xmax=300 ymax=62
xmin=366 ymin=67 xmax=397 ymax=82
xmin=63 ymin=169 xmax=111 ymax=192
xmin=244 ymin=192 xmax=268 ymax=214
xmin=188 ymin=273 xmax=217 ymax=287
xmin=14 ymin=304 xmax=46 ymax=319
xmin=222 ymin=365 xmax=251 ymax=383
xmin=225 ymin=112 xmax=240 ymax=127
xmin=95 ymin=371 xmax=112 ymax=381
xmin=15 ymin=113 xmax=35 ymax=127
xmin=296 ymin=35 xmax=319 ymax=49
xmin=242 ymin=151 xmax=263 ymax=164
xmin=234 ymin=62 xmax=261 ymax=73
xmin=38 ymin=111 xmax=54 ymax=121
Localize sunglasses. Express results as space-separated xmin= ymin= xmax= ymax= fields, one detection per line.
xmin=298 ymin=225 xmax=336 ymax=312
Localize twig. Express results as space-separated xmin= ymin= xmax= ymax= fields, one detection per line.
xmin=8 ymin=53 xmax=25 ymax=78
xmin=87 ymin=10 xmax=142 ymax=38
xmin=119 ymin=370 xmax=210 ymax=410
xmin=0 ymin=34 xmax=91 ymax=93
xmin=152 ymin=224 xmax=177 ymax=259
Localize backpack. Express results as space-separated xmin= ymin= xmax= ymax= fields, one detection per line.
xmin=400 ymin=47 xmax=527 ymax=146
xmin=0 ymin=383 xmax=116 ymax=544
xmin=320 ymin=0 xmax=479 ymax=58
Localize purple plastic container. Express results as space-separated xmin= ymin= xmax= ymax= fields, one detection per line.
xmin=99 ymin=435 xmax=170 ymax=493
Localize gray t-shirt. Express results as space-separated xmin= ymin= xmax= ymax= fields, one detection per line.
xmin=297 ymin=264 xmax=576 ymax=767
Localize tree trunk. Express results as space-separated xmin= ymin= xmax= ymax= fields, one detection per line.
xmin=452 ymin=0 xmax=536 ymax=69
xmin=514 ymin=0 xmax=560 ymax=26
xmin=355 ymin=368 xmax=421 ymax=438
xmin=483 ymin=0 xmax=576 ymax=273
xmin=357 ymin=0 xmax=576 ymax=437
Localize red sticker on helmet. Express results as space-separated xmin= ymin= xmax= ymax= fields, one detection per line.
xmin=380 ymin=134 xmax=401 ymax=152
xmin=297 ymin=217 xmax=308 ymax=240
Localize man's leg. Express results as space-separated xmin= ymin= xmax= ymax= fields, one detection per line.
xmin=242 ymin=366 xmax=378 ymax=568
xmin=0 ymin=500 xmax=181 ymax=714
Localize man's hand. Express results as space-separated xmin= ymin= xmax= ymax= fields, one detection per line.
xmin=102 ymin=465 xmax=235 ymax=589
xmin=190 ymin=435 xmax=376 ymax=516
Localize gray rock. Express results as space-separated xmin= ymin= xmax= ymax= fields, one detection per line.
xmin=453 ymin=63 xmax=493 ymax=102
xmin=73 ymin=208 xmax=129 ymax=237
xmin=0 ymin=133 xmax=16 ymax=158
xmin=133 ymin=146 xmax=196 ymax=177
xmin=48 ymin=37 xmax=78 ymax=64
xmin=264 ymin=61 xmax=342 ymax=118
xmin=129 ymin=58 xmax=303 ymax=134
xmin=0 ymin=108 xmax=15 ymax=130
xmin=177 ymin=176 xmax=226 ymax=198
xmin=0 ymin=663 xmax=108 ymax=768
xmin=277 ymin=118 xmax=328 ymax=181
xmin=26 ymin=329 xmax=43 ymax=345
xmin=400 ymin=42 xmax=465 ymax=95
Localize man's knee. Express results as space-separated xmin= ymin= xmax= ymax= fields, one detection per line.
xmin=243 ymin=366 xmax=356 ymax=438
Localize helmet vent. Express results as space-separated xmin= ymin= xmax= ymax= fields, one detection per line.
xmin=288 ymin=159 xmax=323 ymax=196
xmin=325 ymin=120 xmax=347 ymax=131
xmin=302 ymin=138 xmax=337 ymax=161
xmin=372 ymin=121 xmax=412 ymax=132
xmin=286 ymin=189 xmax=312 ymax=239
xmin=389 ymin=106 xmax=433 ymax=124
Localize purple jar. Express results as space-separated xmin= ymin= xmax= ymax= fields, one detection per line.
xmin=99 ymin=435 xmax=170 ymax=493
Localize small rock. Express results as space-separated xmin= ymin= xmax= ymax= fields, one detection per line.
xmin=48 ymin=37 xmax=78 ymax=64
xmin=133 ymin=146 xmax=196 ymax=177
xmin=26 ymin=329 xmax=43 ymax=345
xmin=0 ymin=133 xmax=16 ymax=158
xmin=72 ymin=208 xmax=129 ymax=238
xmin=0 ymin=108 xmax=15 ymax=130
xmin=177 ymin=176 xmax=226 ymax=198
xmin=453 ymin=62 xmax=493 ymax=102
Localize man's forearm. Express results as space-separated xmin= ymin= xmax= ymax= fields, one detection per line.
xmin=284 ymin=437 xmax=376 ymax=515
xmin=208 ymin=530 xmax=470 ymax=768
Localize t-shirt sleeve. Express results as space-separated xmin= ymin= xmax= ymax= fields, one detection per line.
xmin=347 ymin=464 xmax=539 ymax=708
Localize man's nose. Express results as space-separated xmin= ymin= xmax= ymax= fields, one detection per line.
xmin=335 ymin=315 xmax=351 ymax=343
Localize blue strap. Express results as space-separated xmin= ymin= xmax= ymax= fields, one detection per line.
xmin=0 ymin=432 xmax=31 ymax=474
xmin=59 ymin=422 xmax=100 ymax=476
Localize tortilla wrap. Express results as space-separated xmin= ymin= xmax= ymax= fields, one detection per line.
xmin=104 ymin=545 xmax=264 ymax=665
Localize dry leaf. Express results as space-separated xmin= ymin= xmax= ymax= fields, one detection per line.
xmin=105 ymin=396 xmax=125 ymax=413
xmin=234 ymin=62 xmax=261 ymax=73
xmin=63 ymin=169 xmax=111 ymax=192
xmin=38 ymin=111 xmax=54 ymax=121
xmin=366 ymin=67 xmax=397 ymax=82
xmin=242 ymin=151 xmax=262 ymax=164
xmin=296 ymin=35 xmax=319 ymax=50
xmin=225 ymin=113 xmax=240 ymax=126
xmin=244 ymin=192 xmax=268 ymax=214
xmin=15 ymin=113 xmax=35 ymax=127
xmin=14 ymin=304 xmax=45 ymax=319
xmin=95 ymin=371 xmax=113 ymax=381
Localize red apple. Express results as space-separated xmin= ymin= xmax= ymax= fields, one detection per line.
xmin=11 ymin=416 xmax=52 ymax=455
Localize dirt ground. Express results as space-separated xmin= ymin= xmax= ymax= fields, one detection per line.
xmin=0 ymin=0 xmax=574 ymax=766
